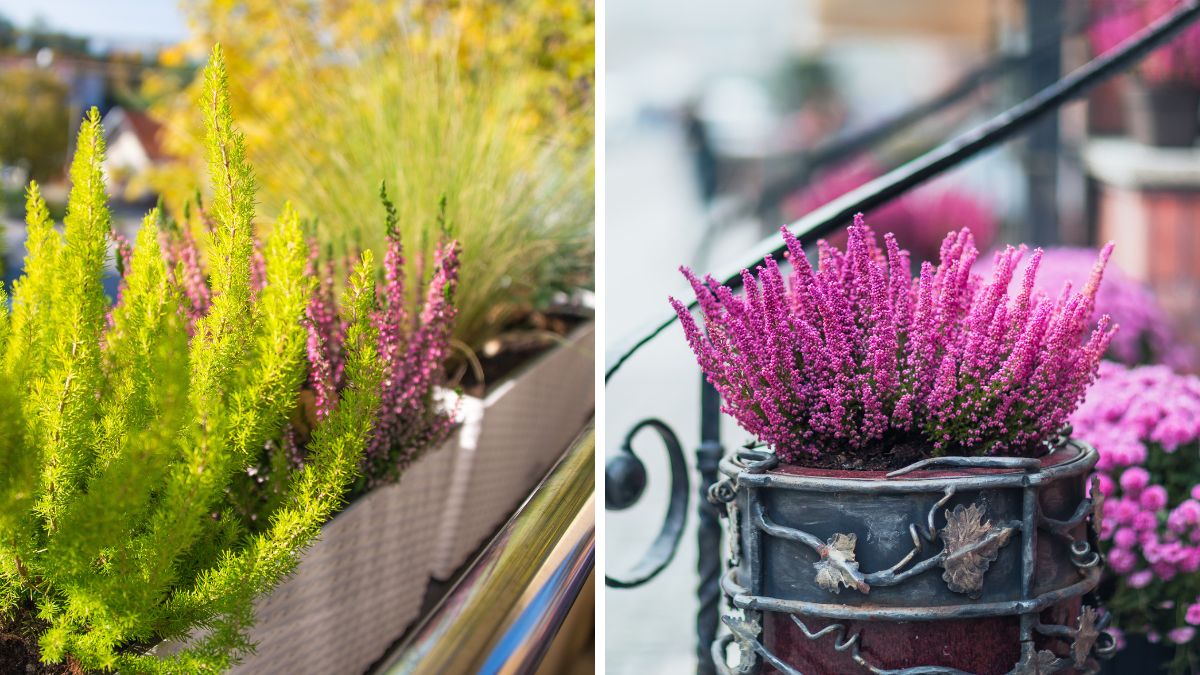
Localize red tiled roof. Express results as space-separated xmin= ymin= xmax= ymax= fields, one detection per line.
xmin=120 ymin=108 xmax=169 ymax=161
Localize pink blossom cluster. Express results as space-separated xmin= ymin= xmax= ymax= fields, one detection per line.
xmin=980 ymin=248 xmax=1193 ymax=371
xmin=304 ymin=230 xmax=461 ymax=485
xmin=1090 ymin=0 xmax=1200 ymax=84
xmin=784 ymin=160 xmax=998 ymax=264
xmin=1075 ymin=363 xmax=1200 ymax=571
xmin=673 ymin=217 xmax=1116 ymax=462
xmin=1073 ymin=361 xmax=1200 ymax=650
xmin=160 ymin=224 xmax=212 ymax=329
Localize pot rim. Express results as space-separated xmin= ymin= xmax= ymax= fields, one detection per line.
xmin=719 ymin=439 xmax=1098 ymax=495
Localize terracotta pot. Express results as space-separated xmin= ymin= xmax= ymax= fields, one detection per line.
xmin=710 ymin=440 xmax=1116 ymax=674
xmin=1123 ymin=79 xmax=1200 ymax=148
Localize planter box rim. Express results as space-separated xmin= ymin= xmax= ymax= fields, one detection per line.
xmin=482 ymin=320 xmax=594 ymax=404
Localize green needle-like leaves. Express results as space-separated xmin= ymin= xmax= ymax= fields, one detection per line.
xmin=0 ymin=45 xmax=385 ymax=673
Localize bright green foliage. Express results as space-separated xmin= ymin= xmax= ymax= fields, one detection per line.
xmin=0 ymin=46 xmax=384 ymax=673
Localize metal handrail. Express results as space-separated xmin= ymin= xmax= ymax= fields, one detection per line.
xmin=375 ymin=425 xmax=595 ymax=675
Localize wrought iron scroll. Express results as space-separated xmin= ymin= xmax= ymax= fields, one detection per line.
xmin=604 ymin=419 xmax=690 ymax=588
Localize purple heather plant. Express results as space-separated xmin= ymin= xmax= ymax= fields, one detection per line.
xmin=303 ymin=189 xmax=461 ymax=487
xmin=161 ymin=219 xmax=212 ymax=328
xmin=673 ymin=217 xmax=1117 ymax=464
xmin=1072 ymin=361 xmax=1200 ymax=670
xmin=979 ymin=247 xmax=1194 ymax=371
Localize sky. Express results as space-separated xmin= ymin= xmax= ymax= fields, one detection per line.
xmin=0 ymin=0 xmax=188 ymax=43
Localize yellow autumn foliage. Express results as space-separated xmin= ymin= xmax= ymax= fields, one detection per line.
xmin=146 ymin=0 xmax=594 ymax=351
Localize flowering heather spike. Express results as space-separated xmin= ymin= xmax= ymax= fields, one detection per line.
xmin=249 ymin=236 xmax=267 ymax=299
xmin=304 ymin=310 xmax=336 ymax=423
xmin=674 ymin=219 xmax=1116 ymax=463
xmin=361 ymin=237 xmax=460 ymax=484
xmin=162 ymin=224 xmax=211 ymax=329
xmin=979 ymin=246 xmax=1192 ymax=370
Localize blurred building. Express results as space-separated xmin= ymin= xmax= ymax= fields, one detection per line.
xmin=101 ymin=105 xmax=169 ymax=195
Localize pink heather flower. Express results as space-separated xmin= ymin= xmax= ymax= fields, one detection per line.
xmin=1140 ymin=485 xmax=1169 ymax=512
xmin=1170 ymin=627 xmax=1196 ymax=645
xmin=1130 ymin=570 xmax=1155 ymax=589
xmin=300 ymin=227 xmax=462 ymax=487
xmin=1120 ymin=467 xmax=1151 ymax=496
xmin=250 ymin=236 xmax=267 ymax=299
xmin=160 ymin=223 xmax=211 ymax=330
xmin=1191 ymin=485 xmax=1200 ymax=501
xmin=1095 ymin=472 xmax=1115 ymax=497
xmin=674 ymin=219 xmax=1115 ymax=462
xmin=361 ymin=235 xmax=461 ymax=485
xmin=1187 ymin=603 xmax=1200 ymax=626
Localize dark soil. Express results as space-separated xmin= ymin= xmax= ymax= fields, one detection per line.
xmin=783 ymin=436 xmax=1046 ymax=472
xmin=456 ymin=310 xmax=588 ymax=397
xmin=0 ymin=611 xmax=88 ymax=675
xmin=798 ymin=438 xmax=931 ymax=472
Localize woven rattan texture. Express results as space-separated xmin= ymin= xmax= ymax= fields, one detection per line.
xmin=431 ymin=323 xmax=595 ymax=579
xmin=228 ymin=445 xmax=451 ymax=674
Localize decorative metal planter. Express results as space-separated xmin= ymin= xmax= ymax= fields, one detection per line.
xmin=708 ymin=438 xmax=1116 ymax=675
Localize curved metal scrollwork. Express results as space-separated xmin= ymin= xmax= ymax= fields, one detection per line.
xmin=605 ymin=419 xmax=690 ymax=588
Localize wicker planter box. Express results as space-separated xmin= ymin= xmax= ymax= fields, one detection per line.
xmin=224 ymin=442 xmax=453 ymax=675
xmin=710 ymin=440 xmax=1115 ymax=674
xmin=430 ymin=321 xmax=595 ymax=579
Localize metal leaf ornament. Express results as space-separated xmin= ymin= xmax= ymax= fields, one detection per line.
xmin=813 ymin=533 xmax=870 ymax=594
xmin=724 ymin=612 xmax=761 ymax=674
xmin=1073 ymin=606 xmax=1100 ymax=669
xmin=940 ymin=503 xmax=1014 ymax=598
xmin=1014 ymin=649 xmax=1061 ymax=674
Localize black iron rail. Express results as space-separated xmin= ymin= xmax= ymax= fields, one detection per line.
xmin=605 ymin=0 xmax=1200 ymax=384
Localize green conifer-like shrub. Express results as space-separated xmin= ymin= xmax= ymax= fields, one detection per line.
xmin=0 ymin=46 xmax=384 ymax=673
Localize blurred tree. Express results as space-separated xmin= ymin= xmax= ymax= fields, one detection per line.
xmin=25 ymin=16 xmax=90 ymax=55
xmin=0 ymin=14 xmax=16 ymax=51
xmin=0 ymin=68 xmax=70 ymax=182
